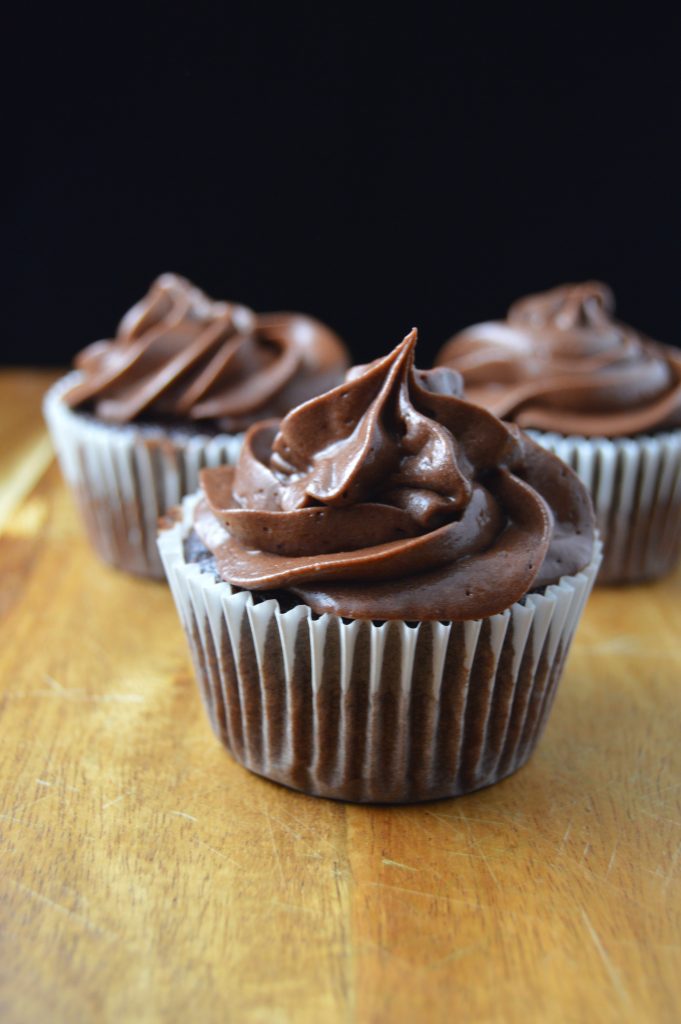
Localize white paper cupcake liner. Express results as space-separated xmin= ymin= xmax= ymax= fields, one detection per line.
xmin=158 ymin=494 xmax=602 ymax=803
xmin=528 ymin=428 xmax=681 ymax=585
xmin=43 ymin=373 xmax=244 ymax=579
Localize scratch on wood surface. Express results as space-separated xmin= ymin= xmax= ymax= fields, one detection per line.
xmin=194 ymin=837 xmax=243 ymax=868
xmin=422 ymin=809 xmax=465 ymax=835
xmin=404 ymin=810 xmax=503 ymax=864
xmin=412 ymin=809 xmax=507 ymax=864
xmin=382 ymin=858 xmax=418 ymax=872
xmin=261 ymin=810 xmax=330 ymax=860
xmin=664 ymin=841 xmax=681 ymax=892
xmin=364 ymin=881 xmax=481 ymax=911
xmin=259 ymin=810 xmax=304 ymax=842
xmin=102 ymin=795 xmax=126 ymax=810
xmin=169 ymin=811 xmax=197 ymax=822
xmin=581 ymin=908 xmax=630 ymax=1007
xmin=606 ymin=841 xmax=618 ymax=879
xmin=456 ymin=811 xmax=500 ymax=888
xmin=443 ymin=847 xmax=506 ymax=861
xmin=10 ymin=879 xmax=116 ymax=940
xmin=383 ymin=856 xmax=450 ymax=891
xmin=473 ymin=838 xmax=500 ymax=887
xmin=10 ymin=791 xmax=58 ymax=814
xmin=272 ymin=807 xmax=343 ymax=859
xmin=571 ymin=860 xmax=651 ymax=914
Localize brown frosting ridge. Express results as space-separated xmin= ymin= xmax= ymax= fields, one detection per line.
xmin=436 ymin=282 xmax=681 ymax=437
xmin=194 ymin=330 xmax=595 ymax=620
xmin=65 ymin=273 xmax=349 ymax=431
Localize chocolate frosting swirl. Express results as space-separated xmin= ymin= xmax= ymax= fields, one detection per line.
xmin=194 ymin=330 xmax=595 ymax=620
xmin=437 ymin=282 xmax=681 ymax=437
xmin=65 ymin=274 xmax=349 ymax=431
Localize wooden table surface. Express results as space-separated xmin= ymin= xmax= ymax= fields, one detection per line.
xmin=1 ymin=368 xmax=680 ymax=1024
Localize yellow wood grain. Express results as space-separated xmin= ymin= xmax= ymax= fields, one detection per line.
xmin=0 ymin=370 xmax=679 ymax=1024
xmin=0 ymin=370 xmax=59 ymax=532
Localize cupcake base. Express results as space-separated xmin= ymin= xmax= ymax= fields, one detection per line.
xmin=159 ymin=496 xmax=601 ymax=804
xmin=529 ymin=428 xmax=681 ymax=585
xmin=43 ymin=374 xmax=244 ymax=579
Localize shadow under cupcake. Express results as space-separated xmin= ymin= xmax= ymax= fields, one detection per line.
xmin=159 ymin=330 xmax=600 ymax=803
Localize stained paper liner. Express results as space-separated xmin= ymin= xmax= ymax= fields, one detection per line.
xmin=43 ymin=373 xmax=244 ymax=579
xmin=529 ymin=428 xmax=681 ymax=585
xmin=158 ymin=494 xmax=602 ymax=804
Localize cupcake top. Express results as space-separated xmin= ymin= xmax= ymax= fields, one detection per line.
xmin=436 ymin=282 xmax=681 ymax=437
xmin=193 ymin=330 xmax=595 ymax=620
xmin=64 ymin=274 xmax=349 ymax=432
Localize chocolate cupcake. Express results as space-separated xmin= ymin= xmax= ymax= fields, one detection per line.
xmin=436 ymin=283 xmax=681 ymax=584
xmin=44 ymin=274 xmax=349 ymax=578
xmin=159 ymin=331 xmax=600 ymax=803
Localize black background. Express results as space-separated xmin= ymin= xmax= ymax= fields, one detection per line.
xmin=8 ymin=6 xmax=681 ymax=367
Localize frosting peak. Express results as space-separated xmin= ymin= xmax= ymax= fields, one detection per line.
xmin=437 ymin=282 xmax=681 ymax=437
xmin=267 ymin=331 xmax=471 ymax=516
xmin=65 ymin=274 xmax=349 ymax=431
xmin=194 ymin=331 xmax=595 ymax=621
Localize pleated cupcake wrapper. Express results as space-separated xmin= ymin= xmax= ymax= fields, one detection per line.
xmin=43 ymin=373 xmax=244 ymax=579
xmin=159 ymin=494 xmax=602 ymax=803
xmin=529 ymin=428 xmax=681 ymax=585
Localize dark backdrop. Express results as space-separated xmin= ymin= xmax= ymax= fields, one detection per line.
xmin=8 ymin=6 xmax=681 ymax=368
